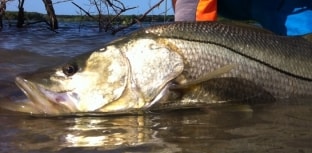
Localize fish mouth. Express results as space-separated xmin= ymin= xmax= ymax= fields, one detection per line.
xmin=15 ymin=76 xmax=78 ymax=115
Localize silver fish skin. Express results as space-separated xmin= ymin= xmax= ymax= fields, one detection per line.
xmin=7 ymin=22 xmax=312 ymax=115
xmin=140 ymin=22 xmax=312 ymax=96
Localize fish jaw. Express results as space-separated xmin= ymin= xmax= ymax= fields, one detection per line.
xmin=11 ymin=47 xmax=130 ymax=114
xmin=15 ymin=76 xmax=79 ymax=114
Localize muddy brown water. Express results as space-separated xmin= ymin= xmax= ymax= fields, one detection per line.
xmin=0 ymin=23 xmax=311 ymax=153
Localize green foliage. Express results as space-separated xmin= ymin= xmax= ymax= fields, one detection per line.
xmin=5 ymin=11 xmax=45 ymax=21
xmin=4 ymin=11 xmax=174 ymax=23
xmin=57 ymin=15 xmax=89 ymax=22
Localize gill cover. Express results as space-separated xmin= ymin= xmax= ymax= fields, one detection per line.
xmin=71 ymin=46 xmax=129 ymax=111
xmin=124 ymin=38 xmax=184 ymax=105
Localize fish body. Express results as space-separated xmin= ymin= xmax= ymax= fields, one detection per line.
xmin=7 ymin=22 xmax=312 ymax=115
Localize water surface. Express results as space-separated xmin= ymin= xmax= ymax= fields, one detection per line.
xmin=0 ymin=22 xmax=311 ymax=153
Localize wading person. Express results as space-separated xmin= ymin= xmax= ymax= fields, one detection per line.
xmin=172 ymin=0 xmax=312 ymax=36
xmin=172 ymin=0 xmax=217 ymax=21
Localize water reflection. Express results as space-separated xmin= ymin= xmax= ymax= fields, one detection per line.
xmin=0 ymin=105 xmax=250 ymax=152
xmin=63 ymin=116 xmax=150 ymax=147
xmin=60 ymin=106 xmax=254 ymax=150
xmin=0 ymin=100 xmax=312 ymax=153
xmin=1 ymin=112 xmax=181 ymax=152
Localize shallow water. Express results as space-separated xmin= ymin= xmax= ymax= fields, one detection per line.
xmin=0 ymin=22 xmax=311 ymax=153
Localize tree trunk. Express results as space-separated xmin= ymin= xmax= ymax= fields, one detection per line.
xmin=16 ymin=0 xmax=24 ymax=28
xmin=42 ymin=0 xmax=58 ymax=30
xmin=0 ymin=0 xmax=6 ymax=29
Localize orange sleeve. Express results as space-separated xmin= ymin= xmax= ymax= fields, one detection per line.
xmin=196 ymin=0 xmax=217 ymax=21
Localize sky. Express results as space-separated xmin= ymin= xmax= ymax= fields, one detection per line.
xmin=6 ymin=0 xmax=174 ymax=15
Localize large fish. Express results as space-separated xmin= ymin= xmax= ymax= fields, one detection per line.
xmin=3 ymin=22 xmax=312 ymax=115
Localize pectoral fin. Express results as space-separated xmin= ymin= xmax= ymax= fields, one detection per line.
xmin=170 ymin=64 xmax=236 ymax=90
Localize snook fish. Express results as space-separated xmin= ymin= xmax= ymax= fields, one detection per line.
xmin=3 ymin=22 xmax=312 ymax=115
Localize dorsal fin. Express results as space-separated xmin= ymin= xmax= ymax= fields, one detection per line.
xmin=219 ymin=20 xmax=275 ymax=34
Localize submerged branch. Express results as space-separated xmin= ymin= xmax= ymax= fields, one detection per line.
xmin=71 ymin=1 xmax=96 ymax=20
xmin=72 ymin=0 xmax=166 ymax=34
xmin=111 ymin=0 xmax=165 ymax=34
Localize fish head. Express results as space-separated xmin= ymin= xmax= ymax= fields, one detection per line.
xmin=10 ymin=35 xmax=185 ymax=115
xmin=15 ymin=46 xmax=129 ymax=114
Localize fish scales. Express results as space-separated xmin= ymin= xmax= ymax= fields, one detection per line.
xmin=140 ymin=22 xmax=312 ymax=81
xmin=157 ymin=38 xmax=311 ymax=98
xmin=3 ymin=22 xmax=312 ymax=115
xmin=128 ymin=22 xmax=312 ymax=98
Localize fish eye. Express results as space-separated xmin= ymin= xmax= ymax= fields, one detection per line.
xmin=62 ymin=63 xmax=78 ymax=76
xmin=99 ymin=47 xmax=106 ymax=52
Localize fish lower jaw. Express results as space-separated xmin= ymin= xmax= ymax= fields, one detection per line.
xmin=15 ymin=76 xmax=79 ymax=114
xmin=15 ymin=76 xmax=47 ymax=105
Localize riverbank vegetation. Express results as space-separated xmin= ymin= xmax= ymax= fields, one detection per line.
xmin=0 ymin=0 xmax=173 ymax=34
xmin=4 ymin=11 xmax=173 ymax=23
